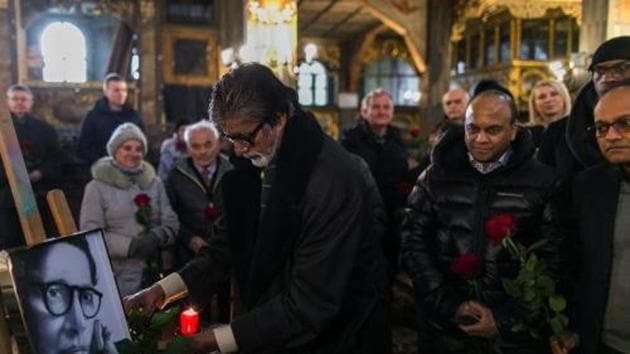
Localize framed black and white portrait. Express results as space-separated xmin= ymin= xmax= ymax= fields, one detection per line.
xmin=1 ymin=230 xmax=129 ymax=353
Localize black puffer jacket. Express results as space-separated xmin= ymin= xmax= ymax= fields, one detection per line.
xmin=401 ymin=126 xmax=565 ymax=349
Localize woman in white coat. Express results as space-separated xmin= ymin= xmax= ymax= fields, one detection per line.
xmin=80 ymin=123 xmax=179 ymax=297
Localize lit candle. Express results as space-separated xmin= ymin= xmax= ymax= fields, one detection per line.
xmin=179 ymin=307 xmax=200 ymax=336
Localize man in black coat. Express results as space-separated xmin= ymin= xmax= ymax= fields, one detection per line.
xmin=401 ymin=89 xmax=564 ymax=353
xmin=566 ymin=36 xmax=630 ymax=174
xmin=571 ymin=82 xmax=630 ymax=354
xmin=341 ymin=88 xmax=409 ymax=273
xmin=125 ymin=63 xmax=391 ymax=354
xmin=77 ymin=73 xmax=144 ymax=167
xmin=165 ymin=120 xmax=233 ymax=322
xmin=0 ymin=84 xmax=63 ymax=248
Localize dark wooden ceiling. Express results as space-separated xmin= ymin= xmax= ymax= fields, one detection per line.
xmin=298 ymin=0 xmax=382 ymax=41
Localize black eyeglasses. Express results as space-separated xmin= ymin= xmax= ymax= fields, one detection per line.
xmin=220 ymin=120 xmax=267 ymax=147
xmin=587 ymin=117 xmax=630 ymax=137
xmin=40 ymin=282 xmax=103 ymax=319
xmin=592 ymin=61 xmax=630 ymax=79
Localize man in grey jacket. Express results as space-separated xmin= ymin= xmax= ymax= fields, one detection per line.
xmin=124 ymin=63 xmax=391 ymax=354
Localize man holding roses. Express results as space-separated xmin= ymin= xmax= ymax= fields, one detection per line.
xmin=401 ymin=87 xmax=565 ymax=353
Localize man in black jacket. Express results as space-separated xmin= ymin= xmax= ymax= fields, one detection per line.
xmin=341 ymin=88 xmax=409 ymax=273
xmin=165 ymin=120 xmax=233 ymax=322
xmin=77 ymin=73 xmax=144 ymax=167
xmin=1 ymin=84 xmax=63 ymax=248
xmin=571 ymin=82 xmax=630 ymax=354
xmin=567 ymin=36 xmax=630 ymax=173
xmin=401 ymin=89 xmax=564 ymax=353
xmin=124 ymin=63 xmax=391 ymax=354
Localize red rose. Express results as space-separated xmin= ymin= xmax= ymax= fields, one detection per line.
xmin=134 ymin=193 xmax=151 ymax=207
xmin=409 ymin=125 xmax=421 ymax=138
xmin=175 ymin=139 xmax=187 ymax=152
xmin=21 ymin=140 xmax=33 ymax=151
xmin=485 ymin=213 xmax=517 ymax=246
xmin=399 ymin=181 xmax=413 ymax=197
xmin=205 ymin=205 xmax=219 ymax=221
xmin=450 ymin=253 xmax=482 ymax=280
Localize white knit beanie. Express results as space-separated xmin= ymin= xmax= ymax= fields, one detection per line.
xmin=106 ymin=123 xmax=147 ymax=156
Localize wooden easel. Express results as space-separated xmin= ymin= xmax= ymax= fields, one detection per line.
xmin=0 ymin=109 xmax=77 ymax=353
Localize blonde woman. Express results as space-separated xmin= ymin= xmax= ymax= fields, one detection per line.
xmin=528 ymin=80 xmax=572 ymax=128
xmin=529 ymin=80 xmax=578 ymax=177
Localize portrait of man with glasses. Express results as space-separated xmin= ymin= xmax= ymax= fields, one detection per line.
xmin=9 ymin=231 xmax=129 ymax=354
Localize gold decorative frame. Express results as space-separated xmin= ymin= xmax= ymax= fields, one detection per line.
xmin=161 ymin=27 xmax=218 ymax=86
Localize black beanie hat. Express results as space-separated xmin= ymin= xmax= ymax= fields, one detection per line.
xmin=589 ymin=36 xmax=630 ymax=70
xmin=471 ymin=79 xmax=514 ymax=101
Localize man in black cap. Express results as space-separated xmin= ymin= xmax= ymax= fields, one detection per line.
xmin=567 ymin=36 xmax=630 ymax=172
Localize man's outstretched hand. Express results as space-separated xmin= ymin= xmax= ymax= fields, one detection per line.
xmin=189 ymin=329 xmax=219 ymax=353
xmin=122 ymin=284 xmax=165 ymax=317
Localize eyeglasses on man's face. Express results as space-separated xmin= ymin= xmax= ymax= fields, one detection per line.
xmin=220 ymin=119 xmax=267 ymax=148
xmin=592 ymin=61 xmax=630 ymax=80
xmin=588 ymin=117 xmax=630 ymax=137
xmin=40 ymin=282 xmax=103 ymax=319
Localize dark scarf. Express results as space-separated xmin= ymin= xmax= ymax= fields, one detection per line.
xmin=222 ymin=110 xmax=325 ymax=307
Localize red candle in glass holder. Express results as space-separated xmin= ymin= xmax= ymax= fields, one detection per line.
xmin=179 ymin=307 xmax=200 ymax=336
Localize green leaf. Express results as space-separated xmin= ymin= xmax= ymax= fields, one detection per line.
xmin=164 ymin=336 xmax=193 ymax=354
xmin=550 ymin=315 xmax=566 ymax=335
xmin=549 ymin=295 xmax=567 ymax=312
xmin=115 ymin=339 xmax=136 ymax=354
xmin=524 ymin=288 xmax=536 ymax=302
xmin=511 ymin=323 xmax=525 ymax=332
xmin=537 ymin=275 xmax=555 ymax=297
xmin=149 ymin=305 xmax=181 ymax=330
xmin=525 ymin=254 xmax=539 ymax=271
xmin=502 ymin=278 xmax=521 ymax=297
xmin=527 ymin=239 xmax=548 ymax=253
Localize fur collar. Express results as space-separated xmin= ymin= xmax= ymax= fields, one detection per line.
xmin=91 ymin=157 xmax=156 ymax=189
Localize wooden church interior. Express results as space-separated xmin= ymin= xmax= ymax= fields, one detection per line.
xmin=0 ymin=0 xmax=628 ymax=352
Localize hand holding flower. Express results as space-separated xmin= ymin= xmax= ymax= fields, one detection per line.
xmin=456 ymin=301 xmax=498 ymax=338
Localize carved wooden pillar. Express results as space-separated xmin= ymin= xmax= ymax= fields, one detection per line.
xmin=580 ymin=0 xmax=609 ymax=53
xmin=581 ymin=0 xmax=630 ymax=54
xmin=138 ymin=0 xmax=161 ymax=127
xmin=218 ymin=0 xmax=245 ymax=50
xmin=425 ymin=0 xmax=454 ymax=129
